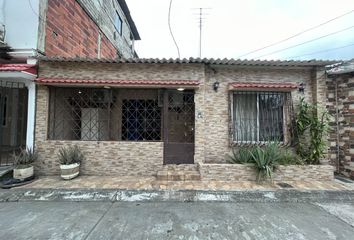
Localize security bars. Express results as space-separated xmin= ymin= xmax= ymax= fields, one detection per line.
xmin=0 ymin=82 xmax=28 ymax=166
xmin=48 ymin=88 xmax=162 ymax=141
xmin=231 ymin=91 xmax=295 ymax=145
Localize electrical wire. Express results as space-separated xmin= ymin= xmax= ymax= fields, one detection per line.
xmin=237 ymin=9 xmax=354 ymax=58
xmin=286 ymin=42 xmax=354 ymax=59
xmin=28 ymin=0 xmax=46 ymax=23
xmin=168 ymin=0 xmax=181 ymax=58
xmin=255 ymin=25 xmax=354 ymax=59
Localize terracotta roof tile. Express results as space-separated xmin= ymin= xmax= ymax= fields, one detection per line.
xmin=36 ymin=78 xmax=200 ymax=86
xmin=229 ymin=82 xmax=298 ymax=90
xmin=0 ymin=64 xmax=37 ymax=75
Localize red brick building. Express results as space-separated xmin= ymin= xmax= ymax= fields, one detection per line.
xmin=0 ymin=0 xmax=140 ymax=165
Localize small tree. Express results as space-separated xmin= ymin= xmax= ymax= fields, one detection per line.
xmin=295 ymin=98 xmax=330 ymax=164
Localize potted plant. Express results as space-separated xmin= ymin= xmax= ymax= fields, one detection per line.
xmin=12 ymin=148 xmax=38 ymax=180
xmin=58 ymin=145 xmax=84 ymax=180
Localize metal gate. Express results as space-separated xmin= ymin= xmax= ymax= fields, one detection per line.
xmin=163 ymin=90 xmax=195 ymax=164
xmin=0 ymin=82 xmax=28 ymax=166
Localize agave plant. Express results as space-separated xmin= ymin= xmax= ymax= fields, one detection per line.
xmin=250 ymin=142 xmax=285 ymax=182
xmin=12 ymin=148 xmax=38 ymax=168
xmin=227 ymin=147 xmax=254 ymax=164
xmin=58 ymin=145 xmax=84 ymax=165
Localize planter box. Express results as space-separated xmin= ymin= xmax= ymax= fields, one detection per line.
xmin=199 ymin=163 xmax=334 ymax=181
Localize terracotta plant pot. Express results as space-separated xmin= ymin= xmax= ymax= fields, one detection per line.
xmin=60 ymin=163 xmax=80 ymax=180
xmin=13 ymin=165 xmax=34 ymax=180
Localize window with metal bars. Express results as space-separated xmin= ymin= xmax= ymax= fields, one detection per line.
xmin=121 ymin=99 xmax=161 ymax=141
xmin=231 ymin=91 xmax=293 ymax=144
xmin=47 ymin=87 xmax=162 ymax=141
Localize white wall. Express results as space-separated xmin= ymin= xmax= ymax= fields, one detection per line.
xmin=0 ymin=0 xmax=39 ymax=50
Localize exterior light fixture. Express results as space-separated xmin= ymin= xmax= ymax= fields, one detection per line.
xmin=104 ymin=86 xmax=111 ymax=89
xmin=213 ymin=81 xmax=220 ymax=92
xmin=78 ymin=90 xmax=82 ymax=94
xmin=177 ymin=88 xmax=185 ymax=91
xmin=298 ymin=83 xmax=304 ymax=93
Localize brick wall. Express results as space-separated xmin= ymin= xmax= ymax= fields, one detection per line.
xmin=76 ymin=0 xmax=138 ymax=58
xmin=45 ymin=0 xmax=117 ymax=59
xmin=326 ymin=75 xmax=354 ymax=177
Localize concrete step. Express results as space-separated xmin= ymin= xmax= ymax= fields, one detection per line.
xmin=161 ymin=164 xmax=199 ymax=172
xmin=156 ymin=169 xmax=201 ymax=181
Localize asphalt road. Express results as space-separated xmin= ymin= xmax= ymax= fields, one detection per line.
xmin=0 ymin=201 xmax=354 ymax=240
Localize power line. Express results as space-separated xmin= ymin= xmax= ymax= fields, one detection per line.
xmin=237 ymin=9 xmax=354 ymax=58
xmin=168 ymin=0 xmax=180 ymax=58
xmin=255 ymin=25 xmax=354 ymax=59
xmin=286 ymin=42 xmax=354 ymax=59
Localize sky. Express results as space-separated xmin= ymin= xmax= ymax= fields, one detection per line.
xmin=126 ymin=0 xmax=354 ymax=60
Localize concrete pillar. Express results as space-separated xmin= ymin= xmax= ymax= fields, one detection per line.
xmin=26 ymin=81 xmax=36 ymax=150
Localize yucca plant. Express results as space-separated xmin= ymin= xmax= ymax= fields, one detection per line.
xmin=58 ymin=145 xmax=84 ymax=165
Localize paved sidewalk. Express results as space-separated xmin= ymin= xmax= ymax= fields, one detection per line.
xmin=16 ymin=175 xmax=354 ymax=191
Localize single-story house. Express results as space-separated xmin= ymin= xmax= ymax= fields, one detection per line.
xmin=25 ymin=56 xmax=337 ymax=180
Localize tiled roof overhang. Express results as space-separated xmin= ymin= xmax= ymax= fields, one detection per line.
xmin=229 ymin=82 xmax=298 ymax=91
xmin=38 ymin=56 xmax=338 ymax=67
xmin=0 ymin=64 xmax=37 ymax=75
xmin=35 ymin=78 xmax=200 ymax=87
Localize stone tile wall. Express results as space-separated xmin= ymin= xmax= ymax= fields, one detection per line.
xmin=326 ymin=75 xmax=354 ymax=177
xmin=203 ymin=66 xmax=315 ymax=163
xmin=35 ymin=61 xmax=330 ymax=176
xmin=200 ymin=164 xmax=334 ymax=181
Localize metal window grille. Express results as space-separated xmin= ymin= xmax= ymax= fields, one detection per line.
xmin=122 ymin=99 xmax=161 ymax=141
xmin=48 ymin=87 xmax=162 ymax=141
xmin=231 ymin=91 xmax=295 ymax=144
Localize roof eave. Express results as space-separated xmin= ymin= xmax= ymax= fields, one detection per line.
xmin=118 ymin=0 xmax=141 ymax=40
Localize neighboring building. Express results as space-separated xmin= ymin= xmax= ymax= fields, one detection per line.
xmin=326 ymin=60 xmax=354 ymax=178
xmin=0 ymin=0 xmax=140 ymax=165
xmin=33 ymin=57 xmax=335 ymax=178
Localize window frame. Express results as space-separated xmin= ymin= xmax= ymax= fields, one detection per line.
xmin=1 ymin=94 xmax=7 ymax=127
xmin=114 ymin=11 xmax=123 ymax=35
xmin=230 ymin=90 xmax=290 ymax=145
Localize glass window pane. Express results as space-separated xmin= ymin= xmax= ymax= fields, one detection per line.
xmin=259 ymin=93 xmax=284 ymax=141
xmin=233 ymin=93 xmax=257 ymax=142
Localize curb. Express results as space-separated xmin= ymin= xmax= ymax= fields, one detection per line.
xmin=1 ymin=188 xmax=354 ymax=203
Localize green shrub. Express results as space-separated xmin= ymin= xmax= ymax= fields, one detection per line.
xmin=58 ymin=145 xmax=84 ymax=165
xmin=295 ymin=98 xmax=330 ymax=164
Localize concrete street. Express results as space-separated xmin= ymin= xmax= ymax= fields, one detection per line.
xmin=0 ymin=201 xmax=354 ymax=239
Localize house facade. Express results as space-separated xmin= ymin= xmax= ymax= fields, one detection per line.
xmin=0 ymin=0 xmax=140 ymax=165
xmin=33 ymin=57 xmax=334 ymax=177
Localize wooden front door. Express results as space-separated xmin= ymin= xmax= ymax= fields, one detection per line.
xmin=163 ymin=90 xmax=195 ymax=164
